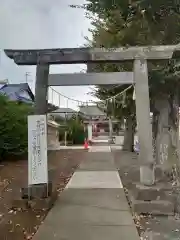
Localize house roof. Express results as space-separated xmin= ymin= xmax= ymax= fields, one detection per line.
xmin=50 ymin=108 xmax=78 ymax=120
xmin=0 ymin=83 xmax=34 ymax=102
xmin=0 ymin=84 xmax=6 ymax=89
xmin=79 ymin=105 xmax=105 ymax=117
xmin=52 ymin=108 xmax=77 ymax=113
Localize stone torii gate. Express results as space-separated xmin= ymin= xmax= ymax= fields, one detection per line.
xmin=4 ymin=46 xmax=178 ymax=192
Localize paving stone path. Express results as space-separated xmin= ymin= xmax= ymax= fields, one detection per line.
xmin=33 ymin=145 xmax=140 ymax=240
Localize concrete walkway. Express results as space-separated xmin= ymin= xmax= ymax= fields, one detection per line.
xmin=33 ymin=145 xmax=140 ymax=240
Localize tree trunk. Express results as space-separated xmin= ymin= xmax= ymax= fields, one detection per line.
xmin=153 ymin=95 xmax=180 ymax=175
xmin=123 ymin=116 xmax=134 ymax=152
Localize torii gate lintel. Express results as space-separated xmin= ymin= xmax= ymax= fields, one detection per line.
xmin=4 ymin=45 xmax=178 ymax=65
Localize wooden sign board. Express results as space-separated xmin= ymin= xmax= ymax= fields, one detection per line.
xmin=28 ymin=115 xmax=48 ymax=185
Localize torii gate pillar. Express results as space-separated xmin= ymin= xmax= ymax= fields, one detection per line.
xmin=134 ymin=59 xmax=154 ymax=185
xmin=34 ymin=63 xmax=49 ymax=114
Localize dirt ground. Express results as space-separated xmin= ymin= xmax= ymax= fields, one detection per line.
xmin=0 ymin=149 xmax=86 ymax=240
xmin=112 ymin=150 xmax=180 ymax=240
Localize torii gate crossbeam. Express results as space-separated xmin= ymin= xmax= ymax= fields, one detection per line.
xmin=48 ymin=72 xmax=134 ymax=86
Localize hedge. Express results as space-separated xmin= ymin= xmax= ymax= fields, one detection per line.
xmin=0 ymin=95 xmax=32 ymax=160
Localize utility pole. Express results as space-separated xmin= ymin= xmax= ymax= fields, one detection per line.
xmin=109 ymin=117 xmax=113 ymax=140
xmin=25 ymin=72 xmax=33 ymax=90
xmin=25 ymin=72 xmax=31 ymax=83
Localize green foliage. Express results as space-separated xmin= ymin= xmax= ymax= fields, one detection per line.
xmin=68 ymin=119 xmax=87 ymax=144
xmin=0 ymin=95 xmax=32 ymax=160
xmin=71 ymin=0 xmax=180 ymax=118
xmin=59 ymin=116 xmax=87 ymax=145
xmin=95 ymin=84 xmax=135 ymax=118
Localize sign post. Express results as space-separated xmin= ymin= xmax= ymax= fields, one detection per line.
xmin=87 ymin=124 xmax=93 ymax=142
xmin=28 ymin=115 xmax=48 ymax=187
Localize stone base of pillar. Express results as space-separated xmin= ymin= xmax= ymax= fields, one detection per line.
xmin=11 ymin=182 xmax=58 ymax=211
xmin=11 ymin=169 xmax=57 ymax=210
xmin=131 ymin=183 xmax=173 ymax=201
xmin=21 ymin=182 xmax=53 ymax=199
xmin=12 ymin=190 xmax=58 ymax=211
xmin=130 ymin=183 xmax=175 ymax=216
xmin=28 ymin=191 xmax=58 ymax=210
xmin=131 ymin=197 xmax=174 ymax=216
xmin=140 ymin=164 xmax=155 ymax=186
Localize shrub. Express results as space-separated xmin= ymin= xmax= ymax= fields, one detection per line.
xmin=0 ymin=95 xmax=32 ymax=160
xmin=69 ymin=119 xmax=87 ymax=144
xmin=59 ymin=116 xmax=87 ymax=145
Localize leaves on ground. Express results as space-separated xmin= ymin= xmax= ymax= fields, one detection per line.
xmin=0 ymin=150 xmax=82 ymax=239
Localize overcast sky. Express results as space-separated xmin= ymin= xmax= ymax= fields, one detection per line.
xmin=0 ymin=0 xmax=97 ymax=110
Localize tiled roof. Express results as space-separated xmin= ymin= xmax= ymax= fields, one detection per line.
xmin=50 ymin=108 xmax=78 ymax=120
xmin=52 ymin=108 xmax=76 ymax=113
xmin=0 ymin=83 xmax=34 ymax=102
xmin=79 ymin=105 xmax=105 ymax=116
xmin=0 ymin=84 xmax=6 ymax=89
